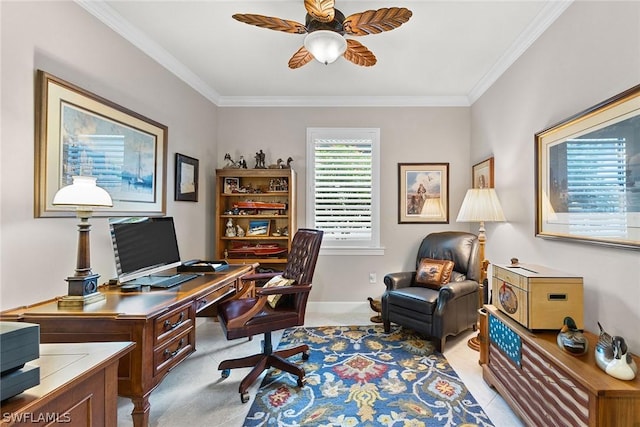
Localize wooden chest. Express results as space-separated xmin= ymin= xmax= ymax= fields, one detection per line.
xmin=492 ymin=263 xmax=583 ymax=330
xmin=483 ymin=306 xmax=640 ymax=427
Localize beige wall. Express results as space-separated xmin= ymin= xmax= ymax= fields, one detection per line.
xmin=0 ymin=1 xmax=217 ymax=309
xmin=2 ymin=1 xmax=638 ymax=355
xmin=217 ymin=107 xmax=472 ymax=306
xmin=471 ymin=1 xmax=640 ymax=350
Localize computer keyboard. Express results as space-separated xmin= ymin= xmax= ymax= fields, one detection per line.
xmin=125 ymin=273 xmax=199 ymax=288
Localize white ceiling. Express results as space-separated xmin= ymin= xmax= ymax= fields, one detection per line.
xmin=77 ymin=0 xmax=572 ymax=107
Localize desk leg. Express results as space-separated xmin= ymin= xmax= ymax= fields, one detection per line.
xmin=131 ymin=395 xmax=150 ymax=427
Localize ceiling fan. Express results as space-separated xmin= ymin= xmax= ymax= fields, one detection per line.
xmin=232 ymin=0 xmax=412 ymax=69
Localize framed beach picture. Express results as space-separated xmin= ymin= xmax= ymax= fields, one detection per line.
xmin=248 ymin=220 xmax=270 ymax=236
xmin=34 ymin=70 xmax=167 ymax=217
xmin=398 ymin=163 xmax=449 ymax=224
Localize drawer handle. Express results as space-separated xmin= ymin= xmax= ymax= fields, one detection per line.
xmin=164 ymin=312 xmax=185 ymax=330
xmin=164 ymin=338 xmax=185 ymax=359
xmin=198 ymin=299 xmax=207 ymax=309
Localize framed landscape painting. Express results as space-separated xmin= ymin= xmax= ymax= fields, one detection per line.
xmin=398 ymin=163 xmax=449 ymax=224
xmin=35 ymin=70 xmax=168 ymax=217
xmin=535 ymin=83 xmax=640 ymax=250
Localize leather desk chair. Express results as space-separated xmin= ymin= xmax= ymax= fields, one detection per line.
xmin=382 ymin=231 xmax=479 ymax=352
xmin=217 ymin=228 xmax=323 ymax=403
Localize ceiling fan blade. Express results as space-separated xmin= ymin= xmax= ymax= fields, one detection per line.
xmin=232 ymin=14 xmax=307 ymax=34
xmin=304 ymin=0 xmax=335 ymax=23
xmin=288 ymin=46 xmax=314 ymax=69
xmin=343 ymin=39 xmax=377 ymax=67
xmin=343 ymin=7 xmax=413 ymax=36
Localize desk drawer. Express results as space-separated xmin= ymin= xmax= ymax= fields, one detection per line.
xmin=153 ymin=327 xmax=194 ymax=376
xmin=154 ymin=302 xmax=194 ymax=345
xmin=195 ymin=282 xmax=236 ymax=313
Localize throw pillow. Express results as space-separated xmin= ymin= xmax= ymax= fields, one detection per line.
xmin=415 ymin=258 xmax=455 ymax=289
xmin=263 ymin=275 xmax=295 ymax=308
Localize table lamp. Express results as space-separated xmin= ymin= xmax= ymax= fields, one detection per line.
xmin=456 ymin=187 xmax=506 ymax=350
xmin=52 ymin=176 xmax=113 ymax=307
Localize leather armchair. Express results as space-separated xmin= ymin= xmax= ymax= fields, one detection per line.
xmin=382 ymin=231 xmax=480 ymax=352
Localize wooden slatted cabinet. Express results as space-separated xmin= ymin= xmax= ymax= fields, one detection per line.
xmin=482 ymin=305 xmax=640 ymax=427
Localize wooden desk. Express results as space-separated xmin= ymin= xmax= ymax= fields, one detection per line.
xmin=1 ymin=264 xmax=254 ymax=427
xmin=1 ymin=342 xmax=134 ymax=427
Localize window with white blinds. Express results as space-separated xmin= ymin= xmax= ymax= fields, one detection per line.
xmin=306 ymin=128 xmax=381 ymax=254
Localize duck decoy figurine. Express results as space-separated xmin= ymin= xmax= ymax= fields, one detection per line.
xmin=557 ymin=316 xmax=588 ymax=356
xmin=367 ymin=297 xmax=382 ymax=323
xmin=595 ymin=322 xmax=638 ymax=381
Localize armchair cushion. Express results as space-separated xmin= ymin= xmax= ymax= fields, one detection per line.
xmin=415 ymin=258 xmax=454 ymax=288
xmin=263 ymin=275 xmax=295 ymax=308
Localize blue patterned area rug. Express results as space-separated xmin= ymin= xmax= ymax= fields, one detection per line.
xmin=243 ymin=325 xmax=494 ymax=426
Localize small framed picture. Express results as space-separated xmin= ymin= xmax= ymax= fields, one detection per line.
xmin=472 ymin=157 xmax=494 ymax=189
xmin=398 ymin=163 xmax=449 ymax=224
xmin=224 ymin=177 xmax=239 ymax=194
xmin=175 ymin=153 xmax=198 ymax=202
xmin=247 ymin=220 xmax=270 ymax=236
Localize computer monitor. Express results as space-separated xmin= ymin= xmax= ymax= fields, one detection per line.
xmin=109 ymin=217 xmax=182 ymax=283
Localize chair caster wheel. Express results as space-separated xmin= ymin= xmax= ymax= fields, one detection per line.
xmin=297 ymin=377 xmax=305 ymax=387
xmin=241 ymin=392 xmax=250 ymax=403
xmin=221 ymin=369 xmax=230 ymax=379
xmin=302 ymin=351 xmax=310 ymax=361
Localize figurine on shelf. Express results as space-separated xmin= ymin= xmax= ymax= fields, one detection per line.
xmin=223 ymin=153 xmax=240 ymax=169
xmin=556 ymin=316 xmax=588 ymax=356
xmin=236 ymin=224 xmax=245 ymax=237
xmin=595 ymin=322 xmax=638 ymax=380
xmin=254 ymin=150 xmax=266 ymax=168
xmin=283 ymin=157 xmax=294 ymax=169
xmin=268 ymin=159 xmax=283 ymax=169
xmin=238 ymin=156 xmax=247 ymax=169
xmin=225 ymin=218 xmax=236 ymax=237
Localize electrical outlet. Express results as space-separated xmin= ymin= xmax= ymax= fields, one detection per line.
xmin=369 ymin=273 xmax=377 ymax=284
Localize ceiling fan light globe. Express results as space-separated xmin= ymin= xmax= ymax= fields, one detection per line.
xmin=304 ymin=30 xmax=347 ymax=65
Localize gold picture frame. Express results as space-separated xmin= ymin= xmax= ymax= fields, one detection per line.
xmin=35 ymin=70 xmax=168 ymax=217
xmin=535 ymin=84 xmax=640 ymax=250
xmin=398 ymin=163 xmax=449 ymax=224
xmin=472 ymin=157 xmax=494 ymax=189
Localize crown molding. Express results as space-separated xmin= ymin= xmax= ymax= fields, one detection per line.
xmin=467 ymin=0 xmax=573 ymax=104
xmin=216 ymin=95 xmax=471 ymax=107
xmin=75 ymin=0 xmax=222 ymax=105
xmin=76 ymin=0 xmax=570 ymax=108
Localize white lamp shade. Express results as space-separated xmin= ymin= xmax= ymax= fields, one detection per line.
xmin=304 ymin=30 xmax=347 ymax=65
xmin=53 ymin=176 xmax=113 ymax=208
xmin=456 ymin=188 xmax=506 ymax=223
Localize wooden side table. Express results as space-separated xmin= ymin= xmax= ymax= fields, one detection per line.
xmin=1 ymin=342 xmax=134 ymax=427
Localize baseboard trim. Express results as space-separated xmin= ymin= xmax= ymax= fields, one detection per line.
xmin=307 ymin=301 xmax=371 ymax=314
